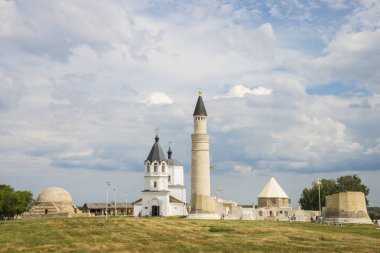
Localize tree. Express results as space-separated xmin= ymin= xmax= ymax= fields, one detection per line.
xmin=0 ymin=185 xmax=34 ymax=220
xmin=299 ymin=178 xmax=337 ymax=210
xmin=299 ymin=174 xmax=370 ymax=210
xmin=336 ymin=175 xmax=369 ymax=204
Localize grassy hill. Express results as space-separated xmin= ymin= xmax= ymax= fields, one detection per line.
xmin=0 ymin=217 xmax=379 ymax=252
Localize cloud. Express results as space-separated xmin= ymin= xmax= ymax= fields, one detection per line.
xmin=143 ymin=92 xmax=173 ymax=105
xmin=233 ymin=165 xmax=254 ymax=175
xmin=1 ymin=1 xmax=380 ymax=206
xmin=226 ymin=85 xmax=272 ymax=98
xmin=0 ymin=0 xmax=28 ymax=37
xmin=322 ymin=0 xmax=351 ymax=10
xmin=0 ymin=72 xmax=24 ymax=111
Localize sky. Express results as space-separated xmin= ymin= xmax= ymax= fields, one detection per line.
xmin=1 ymin=0 xmax=380 ymax=207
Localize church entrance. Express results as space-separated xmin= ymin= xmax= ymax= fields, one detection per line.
xmin=152 ymin=206 xmax=160 ymax=216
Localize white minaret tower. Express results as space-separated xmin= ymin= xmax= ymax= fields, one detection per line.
xmin=189 ymin=90 xmax=217 ymax=218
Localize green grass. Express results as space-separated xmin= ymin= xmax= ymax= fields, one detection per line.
xmin=0 ymin=217 xmax=379 ymax=252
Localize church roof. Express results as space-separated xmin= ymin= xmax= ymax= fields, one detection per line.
xmin=146 ymin=135 xmax=166 ymax=163
xmin=193 ymin=93 xmax=207 ymax=116
xmin=166 ymin=159 xmax=183 ymax=166
xmin=258 ymin=177 xmax=289 ymax=198
xmin=169 ymin=195 xmax=185 ymax=204
xmin=166 ymin=145 xmax=182 ymax=166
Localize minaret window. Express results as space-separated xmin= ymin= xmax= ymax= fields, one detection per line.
xmin=154 ymin=163 xmax=158 ymax=172
xmin=162 ymin=164 xmax=165 ymax=172
xmin=168 ymin=176 xmax=171 ymax=183
xmin=153 ymin=181 xmax=157 ymax=188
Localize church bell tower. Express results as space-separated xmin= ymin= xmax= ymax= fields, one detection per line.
xmin=189 ymin=90 xmax=217 ymax=217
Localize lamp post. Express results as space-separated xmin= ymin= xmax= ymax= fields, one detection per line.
xmin=316 ymin=178 xmax=321 ymax=214
xmin=125 ymin=192 xmax=128 ymax=216
xmin=217 ymin=186 xmax=222 ymax=199
xmin=106 ymin=181 xmax=110 ymax=219
xmin=114 ymin=186 xmax=117 ymax=216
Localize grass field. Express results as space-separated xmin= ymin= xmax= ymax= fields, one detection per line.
xmin=1 ymin=217 xmax=379 ymax=252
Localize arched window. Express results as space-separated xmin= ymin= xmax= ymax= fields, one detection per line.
xmin=146 ymin=163 xmax=150 ymax=173
xmin=161 ymin=163 xmax=165 ymax=172
xmin=154 ymin=163 xmax=158 ymax=172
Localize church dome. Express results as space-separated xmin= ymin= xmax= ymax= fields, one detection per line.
xmin=37 ymin=187 xmax=73 ymax=203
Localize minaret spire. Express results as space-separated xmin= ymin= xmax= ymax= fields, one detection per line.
xmin=189 ymin=91 xmax=217 ymax=218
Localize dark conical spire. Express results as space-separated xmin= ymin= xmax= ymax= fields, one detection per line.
xmin=146 ymin=134 xmax=166 ymax=163
xmin=167 ymin=146 xmax=172 ymax=159
xmin=193 ymin=90 xmax=207 ymax=116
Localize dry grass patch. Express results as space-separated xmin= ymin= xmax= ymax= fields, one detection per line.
xmin=0 ymin=217 xmax=379 ymax=252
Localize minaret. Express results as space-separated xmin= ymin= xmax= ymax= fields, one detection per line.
xmin=190 ymin=90 xmax=217 ymax=216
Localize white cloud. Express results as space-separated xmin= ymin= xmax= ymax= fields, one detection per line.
xmin=233 ymin=165 xmax=254 ymax=175
xmin=322 ymin=0 xmax=351 ymax=10
xmin=0 ymin=0 xmax=28 ymax=37
xmin=226 ymin=85 xmax=272 ymax=98
xmin=0 ymin=72 xmax=24 ymax=110
xmin=1 ymin=1 xmax=380 ymax=206
xmin=143 ymin=92 xmax=173 ymax=105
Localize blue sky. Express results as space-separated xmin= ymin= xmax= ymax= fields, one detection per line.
xmin=1 ymin=0 xmax=380 ymax=206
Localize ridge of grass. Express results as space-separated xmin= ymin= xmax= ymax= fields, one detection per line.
xmin=0 ymin=217 xmax=379 ymax=252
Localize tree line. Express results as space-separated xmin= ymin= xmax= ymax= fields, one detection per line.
xmin=299 ymin=174 xmax=370 ymax=210
xmin=0 ymin=185 xmax=34 ymax=220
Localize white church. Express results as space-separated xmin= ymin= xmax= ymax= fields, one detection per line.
xmin=133 ymin=135 xmax=188 ymax=217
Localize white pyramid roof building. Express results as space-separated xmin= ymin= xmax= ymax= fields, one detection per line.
xmin=258 ymin=177 xmax=288 ymax=198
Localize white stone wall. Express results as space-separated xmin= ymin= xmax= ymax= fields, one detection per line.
xmin=169 ymin=187 xmax=186 ymax=203
xmin=169 ymin=203 xmax=188 ymax=216
xmin=171 ymin=165 xmax=184 ymax=185
xmin=133 ymin=203 xmax=142 ymax=217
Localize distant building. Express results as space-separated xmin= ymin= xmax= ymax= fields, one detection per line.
xmin=258 ymin=177 xmax=290 ymax=208
xmin=22 ymin=187 xmax=87 ymax=218
xmin=133 ymin=135 xmax=187 ymax=217
xmin=82 ymin=202 xmax=133 ymax=216
xmin=323 ymin=191 xmax=372 ymax=224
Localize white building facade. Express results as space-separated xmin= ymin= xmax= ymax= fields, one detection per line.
xmin=133 ymin=135 xmax=187 ymax=217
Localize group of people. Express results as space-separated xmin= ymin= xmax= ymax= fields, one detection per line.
xmin=310 ymin=215 xmax=323 ymax=223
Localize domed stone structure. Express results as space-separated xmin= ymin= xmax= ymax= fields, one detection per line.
xmin=37 ymin=187 xmax=73 ymax=203
xmin=23 ymin=187 xmax=85 ymax=218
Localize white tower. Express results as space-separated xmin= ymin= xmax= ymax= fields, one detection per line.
xmin=189 ymin=91 xmax=217 ymax=217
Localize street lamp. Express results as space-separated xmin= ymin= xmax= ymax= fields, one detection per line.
xmin=106 ymin=181 xmax=110 ymax=219
xmin=217 ymin=186 xmax=222 ymax=199
xmin=114 ymin=186 xmax=117 ymax=216
xmin=316 ymin=178 xmax=321 ymax=214
xmin=125 ymin=192 xmax=128 ymax=216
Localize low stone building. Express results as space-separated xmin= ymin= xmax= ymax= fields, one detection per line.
xmin=82 ymin=202 xmax=133 ymax=216
xmin=22 ymin=187 xmax=87 ymax=218
xmin=323 ymin=191 xmax=372 ymax=224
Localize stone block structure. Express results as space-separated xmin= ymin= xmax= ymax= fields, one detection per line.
xmin=323 ymin=191 xmax=372 ymax=224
